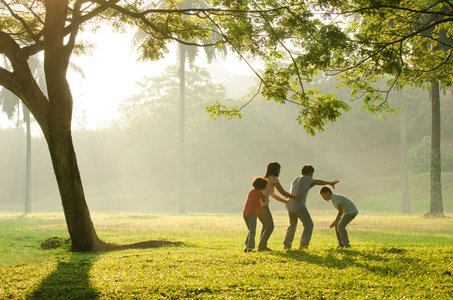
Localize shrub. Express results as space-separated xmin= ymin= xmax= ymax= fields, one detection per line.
xmin=408 ymin=136 xmax=453 ymax=173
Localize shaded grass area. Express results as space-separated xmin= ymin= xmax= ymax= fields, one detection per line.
xmin=0 ymin=212 xmax=452 ymax=299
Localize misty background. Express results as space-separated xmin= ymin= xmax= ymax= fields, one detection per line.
xmin=1 ymin=59 xmax=452 ymax=215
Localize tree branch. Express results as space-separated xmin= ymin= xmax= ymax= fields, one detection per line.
xmin=0 ymin=0 xmax=40 ymax=43
xmin=0 ymin=31 xmax=50 ymax=130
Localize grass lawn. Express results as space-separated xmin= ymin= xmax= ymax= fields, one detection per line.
xmin=0 ymin=212 xmax=452 ymax=299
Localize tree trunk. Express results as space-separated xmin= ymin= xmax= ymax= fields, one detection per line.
xmin=399 ymin=92 xmax=410 ymax=214
xmin=179 ymin=45 xmax=186 ymax=214
xmin=42 ymin=0 xmax=106 ymax=251
xmin=46 ymin=125 xmax=106 ymax=251
xmin=430 ymin=82 xmax=443 ymax=215
xmin=25 ymin=107 xmax=32 ymax=214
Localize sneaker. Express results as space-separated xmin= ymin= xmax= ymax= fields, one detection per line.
xmin=299 ymin=246 xmax=308 ymax=250
xmin=244 ymin=248 xmax=254 ymax=253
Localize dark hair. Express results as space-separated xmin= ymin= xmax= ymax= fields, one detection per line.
xmin=264 ymin=162 xmax=281 ymax=178
xmin=301 ymin=164 xmax=315 ymax=175
xmin=253 ymin=177 xmax=268 ymax=190
xmin=319 ymin=186 xmax=332 ymax=195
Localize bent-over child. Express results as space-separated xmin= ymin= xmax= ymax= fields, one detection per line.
xmin=319 ymin=186 xmax=358 ymax=248
xmin=243 ymin=177 xmax=268 ymax=252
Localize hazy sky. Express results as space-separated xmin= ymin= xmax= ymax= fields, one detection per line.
xmin=67 ymin=26 xmax=256 ymax=130
xmin=0 ymin=25 xmax=259 ymax=133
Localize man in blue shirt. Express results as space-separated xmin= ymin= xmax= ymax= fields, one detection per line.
xmin=283 ymin=164 xmax=339 ymax=250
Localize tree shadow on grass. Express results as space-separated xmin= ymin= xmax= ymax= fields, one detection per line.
xmin=27 ymin=254 xmax=100 ymax=300
xmin=28 ymin=239 xmax=182 ymax=299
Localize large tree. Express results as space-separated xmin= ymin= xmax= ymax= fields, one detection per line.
xmin=0 ymin=0 xmax=349 ymax=251
xmin=318 ymin=0 xmax=453 ymax=215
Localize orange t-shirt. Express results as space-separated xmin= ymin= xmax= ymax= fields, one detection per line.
xmin=243 ymin=188 xmax=262 ymax=217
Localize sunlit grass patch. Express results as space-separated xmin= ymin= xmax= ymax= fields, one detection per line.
xmin=0 ymin=212 xmax=452 ymax=299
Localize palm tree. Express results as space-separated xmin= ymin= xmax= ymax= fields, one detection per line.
xmin=0 ymin=57 xmax=42 ymax=214
xmin=412 ymin=12 xmax=451 ymax=215
xmin=0 ymin=56 xmax=84 ymax=214
xmin=132 ymin=0 xmax=227 ymax=214
xmin=398 ymin=91 xmax=410 ymax=214
xmin=176 ymin=0 xmax=227 ymax=214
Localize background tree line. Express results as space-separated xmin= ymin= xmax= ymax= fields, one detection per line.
xmin=1 ymin=66 xmax=452 ymax=214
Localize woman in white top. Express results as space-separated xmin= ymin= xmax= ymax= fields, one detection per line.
xmin=258 ymin=162 xmax=301 ymax=251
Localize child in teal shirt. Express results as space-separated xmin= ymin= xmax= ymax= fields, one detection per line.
xmin=320 ymin=187 xmax=358 ymax=248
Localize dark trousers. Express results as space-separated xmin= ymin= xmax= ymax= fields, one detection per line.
xmin=244 ymin=216 xmax=257 ymax=249
xmin=335 ymin=213 xmax=357 ymax=246
xmin=257 ymin=205 xmax=274 ymax=250
xmin=283 ymin=207 xmax=313 ymax=249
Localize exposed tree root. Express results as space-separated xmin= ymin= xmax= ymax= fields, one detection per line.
xmin=423 ymin=212 xmax=446 ymax=218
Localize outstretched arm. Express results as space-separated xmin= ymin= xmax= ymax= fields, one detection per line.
xmin=313 ymin=179 xmax=339 ymax=188
xmin=274 ymin=182 xmax=301 ymax=201
xmin=271 ymin=193 xmax=288 ymax=204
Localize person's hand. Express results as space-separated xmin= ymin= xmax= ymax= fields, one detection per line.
xmin=294 ymin=195 xmax=302 ymax=201
xmin=329 ymin=222 xmax=336 ymax=228
xmin=330 ymin=179 xmax=339 ymax=188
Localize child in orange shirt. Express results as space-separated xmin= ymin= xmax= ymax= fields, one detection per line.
xmin=243 ymin=177 xmax=268 ymax=252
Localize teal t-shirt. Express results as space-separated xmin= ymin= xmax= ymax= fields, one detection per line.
xmin=331 ymin=194 xmax=358 ymax=215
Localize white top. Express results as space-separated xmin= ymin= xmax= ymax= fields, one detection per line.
xmin=262 ymin=175 xmax=279 ymax=206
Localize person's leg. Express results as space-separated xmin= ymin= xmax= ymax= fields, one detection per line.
xmin=247 ymin=216 xmax=257 ymax=250
xmin=336 ymin=213 xmax=357 ymax=247
xmin=244 ymin=217 xmax=251 ymax=248
xmin=297 ymin=208 xmax=313 ymax=248
xmin=283 ymin=213 xmax=298 ymax=250
xmin=257 ymin=205 xmax=274 ymax=251
xmin=244 ymin=216 xmax=257 ymax=250
xmin=334 ymin=223 xmax=342 ymax=247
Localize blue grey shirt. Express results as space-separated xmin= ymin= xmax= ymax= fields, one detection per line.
xmin=331 ymin=193 xmax=358 ymax=215
xmin=286 ymin=176 xmax=314 ymax=213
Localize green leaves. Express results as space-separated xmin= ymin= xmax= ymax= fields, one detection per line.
xmin=294 ymin=88 xmax=350 ymax=135
xmin=138 ymin=37 xmax=170 ymax=61
xmin=205 ymin=100 xmax=242 ymax=120
xmin=6 ymin=0 xmax=449 ymax=135
xmin=332 ymin=0 xmax=453 ymax=96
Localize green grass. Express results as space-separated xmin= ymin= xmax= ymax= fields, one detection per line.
xmin=0 ymin=212 xmax=452 ymax=299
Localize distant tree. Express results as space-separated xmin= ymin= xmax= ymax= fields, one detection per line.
xmin=175 ymin=0 xmax=227 ymax=214
xmin=398 ymin=92 xmax=411 ymax=214
xmin=133 ymin=0 xmax=228 ymax=214
xmin=0 ymin=87 xmax=33 ymax=213
xmin=0 ymin=56 xmax=45 ymax=214
xmin=118 ymin=65 xmax=229 ymax=189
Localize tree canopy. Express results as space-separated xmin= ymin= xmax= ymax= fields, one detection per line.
xmin=318 ymin=0 xmax=453 ymax=105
